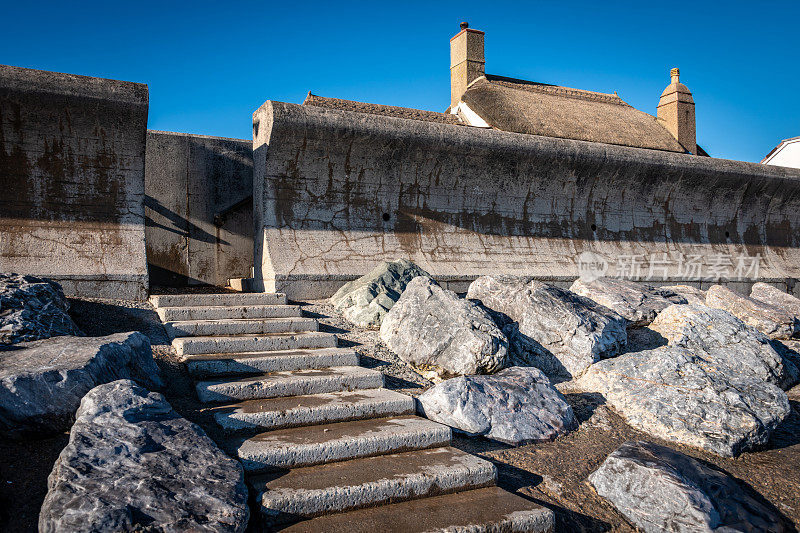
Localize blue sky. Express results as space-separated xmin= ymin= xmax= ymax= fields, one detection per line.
xmin=3 ymin=1 xmax=797 ymax=162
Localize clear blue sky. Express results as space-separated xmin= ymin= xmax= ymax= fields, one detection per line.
xmin=3 ymin=1 xmax=797 ymax=162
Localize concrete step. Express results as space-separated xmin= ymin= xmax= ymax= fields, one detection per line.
xmin=252 ymin=447 xmax=496 ymax=525
xmin=164 ymin=317 xmax=318 ymax=339
xmin=280 ymin=486 xmax=555 ymax=533
xmin=172 ymin=331 xmax=337 ymax=356
xmin=149 ymin=292 xmax=286 ymax=308
xmin=228 ymin=277 xmax=254 ymax=292
xmin=210 ymin=388 xmax=414 ymax=432
xmin=195 ymin=366 xmax=384 ymax=403
xmin=185 ymin=347 xmax=359 ymax=378
xmin=230 ymin=415 xmax=451 ymax=472
xmin=156 ymin=304 xmax=302 ymax=322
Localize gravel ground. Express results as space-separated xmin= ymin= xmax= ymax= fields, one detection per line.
xmin=1 ymin=293 xmax=798 ymax=532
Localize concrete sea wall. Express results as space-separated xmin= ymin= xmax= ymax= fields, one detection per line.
xmin=253 ymin=101 xmax=800 ymax=300
xmin=145 ymin=131 xmax=253 ymax=287
xmin=0 ymin=65 xmax=149 ymax=300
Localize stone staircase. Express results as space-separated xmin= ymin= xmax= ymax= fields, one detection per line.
xmin=149 ymin=292 xmax=554 ymax=532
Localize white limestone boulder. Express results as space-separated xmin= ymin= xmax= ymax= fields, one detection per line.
xmin=0 ymin=332 xmax=162 ymax=438
xmin=751 ymin=282 xmax=800 ymax=319
xmin=650 ymin=304 xmax=797 ymax=389
xmin=0 ymin=273 xmax=83 ymax=344
xmin=705 ymin=284 xmax=798 ymax=340
xmin=417 ymin=366 xmax=577 ymax=445
xmin=659 ymin=284 xmax=706 ymax=305
xmin=467 ymin=275 xmax=627 ymax=379
xmin=570 ymin=277 xmax=686 ymax=327
xmin=39 ymin=380 xmax=249 ymax=533
xmin=576 ymin=346 xmax=790 ymax=457
xmin=379 ymin=276 xmax=507 ymax=379
xmin=331 ymin=259 xmax=432 ymax=329
xmin=590 ymin=441 xmax=787 ymax=533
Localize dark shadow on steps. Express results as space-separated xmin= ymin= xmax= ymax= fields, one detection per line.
xmin=485 ymin=459 xmax=613 ymax=532
xmin=296 ymin=309 xmax=328 ymax=320
xmin=318 ymin=323 xmax=349 ymax=335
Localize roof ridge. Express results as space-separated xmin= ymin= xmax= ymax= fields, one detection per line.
xmin=303 ymin=93 xmax=463 ymax=126
xmin=484 ymin=74 xmax=629 ymax=107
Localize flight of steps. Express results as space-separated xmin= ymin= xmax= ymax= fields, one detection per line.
xmin=150 ymin=292 xmax=554 ymax=532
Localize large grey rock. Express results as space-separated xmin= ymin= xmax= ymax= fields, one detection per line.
xmin=379 ymin=276 xmax=507 ymax=379
xmin=590 ymin=441 xmax=787 ymax=533
xmin=706 ymin=284 xmax=798 ymax=340
xmin=0 ymin=332 xmax=162 ymax=437
xmin=331 ymin=259 xmax=432 ymax=329
xmin=576 ymin=346 xmax=790 ymax=457
xmin=751 ymin=282 xmax=800 ymax=319
xmin=39 ymin=380 xmax=249 ymax=533
xmin=650 ymin=304 xmax=796 ymax=389
xmin=418 ymin=366 xmax=576 ymax=445
xmin=467 ymin=275 xmax=627 ymax=379
xmin=0 ymin=273 xmax=83 ymax=344
xmin=570 ymin=277 xmax=686 ymax=327
xmin=659 ymin=284 xmax=706 ymax=305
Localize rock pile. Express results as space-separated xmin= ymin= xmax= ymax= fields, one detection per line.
xmin=467 ymin=275 xmax=627 ymax=379
xmin=570 ymin=277 xmax=686 ymax=326
xmin=0 ymin=332 xmax=163 ymax=438
xmin=379 ymin=276 xmax=507 ymax=379
xmin=331 ymin=259 xmax=431 ymax=328
xmin=39 ymin=380 xmax=249 ymax=533
xmin=590 ymin=441 xmax=786 ymax=533
xmin=0 ymin=273 xmax=82 ymax=344
xmin=417 ymin=367 xmax=577 ymax=445
xmin=706 ymin=284 xmax=798 ymax=340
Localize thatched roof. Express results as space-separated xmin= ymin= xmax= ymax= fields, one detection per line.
xmin=303 ymin=93 xmax=462 ymax=126
xmin=460 ymin=75 xmax=688 ymax=153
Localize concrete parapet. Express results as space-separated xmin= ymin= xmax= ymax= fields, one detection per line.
xmin=253 ymin=101 xmax=800 ymax=300
xmin=145 ymin=131 xmax=253 ymax=287
xmin=0 ymin=64 xmax=149 ymax=300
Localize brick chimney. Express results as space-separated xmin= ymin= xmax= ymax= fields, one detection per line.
xmin=450 ymin=22 xmax=485 ymax=109
xmin=657 ymin=68 xmax=696 ymax=154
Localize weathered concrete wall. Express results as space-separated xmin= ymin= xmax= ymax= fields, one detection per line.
xmin=253 ymin=101 xmax=800 ymax=300
xmin=145 ymin=131 xmax=253 ymax=287
xmin=0 ymin=65 xmax=149 ymax=300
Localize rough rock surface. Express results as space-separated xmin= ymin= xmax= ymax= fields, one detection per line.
xmin=706 ymin=284 xmax=798 ymax=340
xmin=379 ymin=276 xmax=507 ymax=379
xmin=0 ymin=332 xmax=163 ymax=437
xmin=590 ymin=441 xmax=787 ymax=533
xmin=331 ymin=259 xmax=432 ymax=329
xmin=659 ymin=284 xmax=707 ymax=305
xmin=417 ymin=366 xmax=577 ymax=445
xmin=751 ymin=282 xmax=800 ymax=319
xmin=0 ymin=273 xmax=83 ymax=344
xmin=576 ymin=346 xmax=790 ymax=457
xmin=39 ymin=380 xmax=249 ymax=533
xmin=467 ymin=275 xmax=626 ymax=379
xmin=650 ymin=304 xmax=796 ymax=389
xmin=570 ymin=277 xmax=686 ymax=327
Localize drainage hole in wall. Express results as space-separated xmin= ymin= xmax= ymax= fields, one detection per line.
xmin=725 ymin=231 xmax=730 ymax=238
xmin=382 ymin=213 xmax=391 ymax=222
xmin=591 ymin=224 xmax=597 ymax=232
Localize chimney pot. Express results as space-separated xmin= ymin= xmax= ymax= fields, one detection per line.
xmin=460 ymin=21 xmax=469 ymax=30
